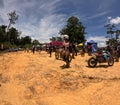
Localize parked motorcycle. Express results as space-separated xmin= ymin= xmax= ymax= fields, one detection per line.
xmin=88 ymin=51 xmax=114 ymax=67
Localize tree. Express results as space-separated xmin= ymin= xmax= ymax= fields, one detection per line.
xmin=104 ymin=24 xmax=120 ymax=45
xmin=7 ymin=10 xmax=19 ymax=31
xmin=32 ymin=39 xmax=40 ymax=45
xmin=115 ymin=30 xmax=120 ymax=40
xmin=49 ymin=37 xmax=57 ymax=41
xmin=56 ymin=36 xmax=62 ymax=41
xmin=104 ymin=24 xmax=115 ymax=39
xmin=7 ymin=10 xmax=19 ymax=42
xmin=0 ymin=25 xmax=7 ymax=42
xmin=8 ymin=27 xmax=20 ymax=45
xmin=59 ymin=16 xmax=86 ymax=43
xmin=20 ymin=36 xmax=32 ymax=46
xmin=49 ymin=36 xmax=62 ymax=41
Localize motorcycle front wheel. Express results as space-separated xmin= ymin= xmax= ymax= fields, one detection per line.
xmin=88 ymin=57 xmax=97 ymax=67
xmin=108 ymin=57 xmax=114 ymax=66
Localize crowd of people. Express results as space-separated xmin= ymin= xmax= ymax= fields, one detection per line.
xmin=23 ymin=41 xmax=120 ymax=62
xmin=22 ymin=38 xmax=120 ymax=68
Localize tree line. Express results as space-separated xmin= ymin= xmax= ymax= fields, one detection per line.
xmin=1 ymin=10 xmax=119 ymax=51
xmin=0 ymin=11 xmax=87 ymax=50
xmin=0 ymin=24 xmax=35 ymax=49
xmin=0 ymin=11 xmax=39 ymax=50
xmin=104 ymin=24 xmax=120 ymax=45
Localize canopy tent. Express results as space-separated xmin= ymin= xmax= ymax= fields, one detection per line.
xmin=78 ymin=43 xmax=83 ymax=46
xmin=50 ymin=41 xmax=63 ymax=47
xmin=87 ymin=40 xmax=97 ymax=44
xmin=87 ymin=40 xmax=98 ymax=52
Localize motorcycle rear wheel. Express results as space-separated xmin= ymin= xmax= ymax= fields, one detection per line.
xmin=88 ymin=57 xmax=97 ymax=67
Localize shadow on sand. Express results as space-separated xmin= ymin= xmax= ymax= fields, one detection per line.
xmin=86 ymin=64 xmax=110 ymax=68
xmin=60 ymin=64 xmax=71 ymax=69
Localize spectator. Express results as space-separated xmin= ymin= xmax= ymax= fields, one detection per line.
xmin=49 ymin=43 xmax=53 ymax=57
xmin=32 ymin=45 xmax=35 ymax=54
xmin=117 ymin=43 xmax=120 ymax=62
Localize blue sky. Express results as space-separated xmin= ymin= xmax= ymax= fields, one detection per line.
xmin=0 ymin=0 xmax=120 ymax=43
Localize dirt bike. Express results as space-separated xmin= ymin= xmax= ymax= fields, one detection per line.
xmin=88 ymin=51 xmax=114 ymax=67
xmin=55 ymin=48 xmax=73 ymax=67
xmin=55 ymin=48 xmax=72 ymax=61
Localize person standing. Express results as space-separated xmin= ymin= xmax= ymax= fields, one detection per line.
xmin=49 ymin=43 xmax=53 ymax=57
xmin=32 ymin=45 xmax=35 ymax=54
xmin=117 ymin=43 xmax=120 ymax=62
xmin=1 ymin=43 xmax=4 ymax=50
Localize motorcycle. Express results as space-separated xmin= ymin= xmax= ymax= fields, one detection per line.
xmin=88 ymin=51 xmax=114 ymax=67
xmin=55 ymin=47 xmax=73 ymax=67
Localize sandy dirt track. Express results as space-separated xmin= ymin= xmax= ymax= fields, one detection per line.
xmin=0 ymin=51 xmax=120 ymax=105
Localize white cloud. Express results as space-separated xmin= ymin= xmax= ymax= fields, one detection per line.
xmin=38 ymin=14 xmax=66 ymax=42
xmin=0 ymin=0 xmax=65 ymax=43
xmin=110 ymin=17 xmax=120 ymax=25
xmin=87 ymin=36 xmax=106 ymax=43
xmin=87 ymin=11 xmax=108 ymax=20
xmin=15 ymin=13 xmax=66 ymax=43
xmin=107 ymin=16 xmax=112 ymax=20
xmin=98 ymin=0 xmax=115 ymax=11
xmin=98 ymin=42 xmax=107 ymax=48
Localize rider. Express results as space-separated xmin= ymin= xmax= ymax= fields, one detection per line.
xmin=63 ymin=38 xmax=69 ymax=50
xmin=62 ymin=37 xmax=70 ymax=60
xmin=102 ymin=50 xmax=109 ymax=61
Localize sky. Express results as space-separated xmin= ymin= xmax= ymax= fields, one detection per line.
xmin=0 ymin=0 xmax=120 ymax=43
